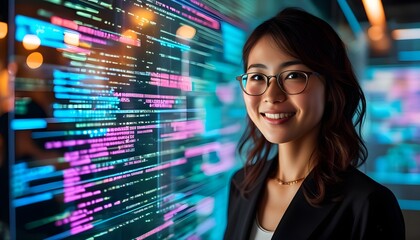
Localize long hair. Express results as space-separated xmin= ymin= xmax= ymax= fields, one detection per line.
xmin=237 ymin=7 xmax=367 ymax=205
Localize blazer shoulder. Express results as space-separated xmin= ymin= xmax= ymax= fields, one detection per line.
xmin=343 ymin=167 xmax=405 ymax=239
xmin=342 ymin=167 xmax=400 ymax=204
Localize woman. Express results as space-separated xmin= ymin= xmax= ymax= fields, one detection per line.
xmin=224 ymin=7 xmax=405 ymax=240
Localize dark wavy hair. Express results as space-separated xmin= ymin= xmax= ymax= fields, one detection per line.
xmin=237 ymin=7 xmax=367 ymax=205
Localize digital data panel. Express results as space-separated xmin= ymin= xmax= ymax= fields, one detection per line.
xmin=363 ymin=66 xmax=420 ymax=211
xmin=7 ymin=0 xmax=247 ymax=239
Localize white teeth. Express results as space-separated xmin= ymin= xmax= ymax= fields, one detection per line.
xmin=264 ymin=113 xmax=294 ymax=119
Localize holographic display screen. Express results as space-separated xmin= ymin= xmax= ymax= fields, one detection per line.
xmin=363 ymin=67 xmax=420 ymax=212
xmin=9 ymin=0 xmax=246 ymax=239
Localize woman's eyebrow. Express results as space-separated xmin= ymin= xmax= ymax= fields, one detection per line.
xmin=247 ymin=60 xmax=303 ymax=70
xmin=247 ymin=63 xmax=266 ymax=70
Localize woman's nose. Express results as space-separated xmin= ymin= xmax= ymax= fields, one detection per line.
xmin=263 ymin=77 xmax=287 ymax=103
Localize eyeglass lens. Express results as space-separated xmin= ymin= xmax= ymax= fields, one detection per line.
xmin=241 ymin=71 xmax=308 ymax=95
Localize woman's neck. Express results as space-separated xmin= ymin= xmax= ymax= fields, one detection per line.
xmin=276 ymin=138 xmax=317 ymax=182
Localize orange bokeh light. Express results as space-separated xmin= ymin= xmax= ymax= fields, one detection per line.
xmin=133 ymin=9 xmax=155 ymax=25
xmin=0 ymin=69 xmax=10 ymax=113
xmin=26 ymin=52 xmax=43 ymax=69
xmin=176 ymin=25 xmax=196 ymax=40
xmin=0 ymin=22 xmax=7 ymax=39
xmin=122 ymin=29 xmax=138 ymax=39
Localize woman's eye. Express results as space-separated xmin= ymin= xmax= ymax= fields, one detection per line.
xmin=285 ymin=72 xmax=305 ymax=80
xmin=249 ymin=74 xmax=265 ymax=81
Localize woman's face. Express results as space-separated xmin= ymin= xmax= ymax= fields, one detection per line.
xmin=243 ymin=35 xmax=326 ymax=144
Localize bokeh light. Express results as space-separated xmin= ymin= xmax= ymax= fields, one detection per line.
xmin=0 ymin=22 xmax=7 ymax=39
xmin=26 ymin=52 xmax=43 ymax=69
xmin=64 ymin=31 xmax=80 ymax=46
xmin=176 ymin=25 xmax=196 ymax=39
xmin=22 ymin=34 xmax=41 ymax=50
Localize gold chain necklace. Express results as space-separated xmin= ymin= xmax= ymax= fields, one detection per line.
xmin=273 ymin=148 xmax=315 ymax=185
xmin=274 ymin=176 xmax=305 ymax=185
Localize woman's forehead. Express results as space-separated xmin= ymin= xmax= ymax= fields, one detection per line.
xmin=247 ymin=37 xmax=301 ymax=69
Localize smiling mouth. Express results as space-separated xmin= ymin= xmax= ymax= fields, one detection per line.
xmin=261 ymin=112 xmax=295 ymax=119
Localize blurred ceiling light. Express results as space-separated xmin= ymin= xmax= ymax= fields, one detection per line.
xmin=362 ymin=0 xmax=386 ymax=26
xmin=362 ymin=0 xmax=390 ymax=53
xmin=176 ymin=25 xmax=196 ymax=40
xmin=22 ymin=34 xmax=41 ymax=50
xmin=392 ymin=28 xmax=420 ymax=40
xmin=26 ymin=52 xmax=44 ymax=69
xmin=0 ymin=22 xmax=7 ymax=39
xmin=64 ymin=31 xmax=80 ymax=46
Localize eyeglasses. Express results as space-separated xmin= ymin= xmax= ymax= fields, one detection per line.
xmin=236 ymin=70 xmax=319 ymax=96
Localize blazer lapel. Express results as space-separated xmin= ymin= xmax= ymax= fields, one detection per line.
xmin=272 ymin=174 xmax=337 ymax=240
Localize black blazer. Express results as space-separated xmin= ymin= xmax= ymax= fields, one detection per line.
xmin=224 ymin=159 xmax=405 ymax=240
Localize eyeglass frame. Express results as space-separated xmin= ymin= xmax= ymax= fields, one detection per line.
xmin=236 ymin=70 xmax=320 ymax=96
